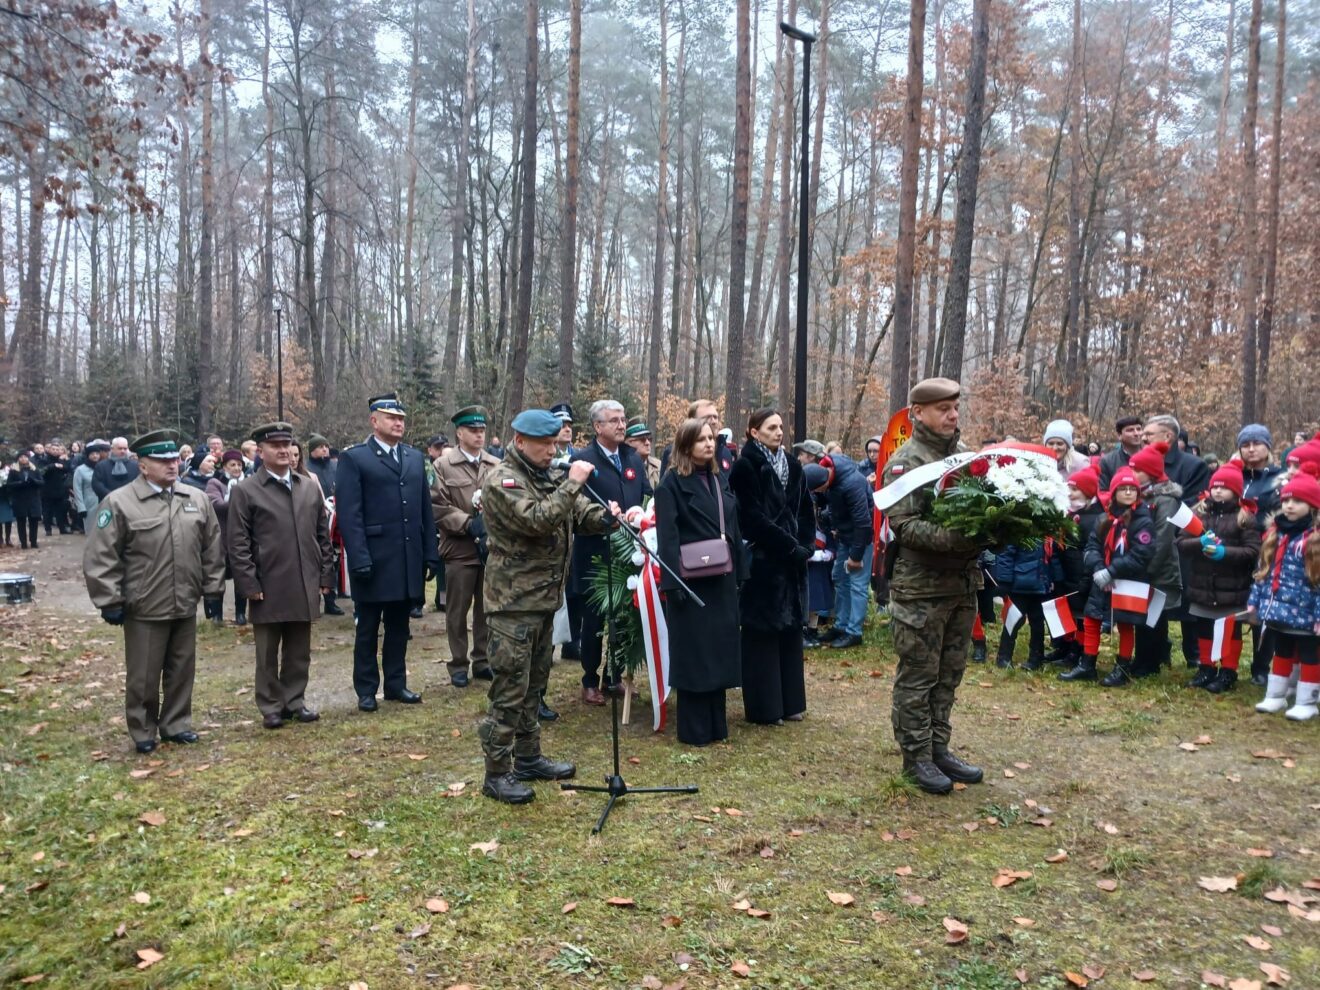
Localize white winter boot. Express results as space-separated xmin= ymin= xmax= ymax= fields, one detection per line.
xmin=1256 ymin=672 xmax=1293 ymax=714
xmin=1284 ymin=678 xmax=1319 ymax=721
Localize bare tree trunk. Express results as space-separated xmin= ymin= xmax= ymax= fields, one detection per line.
xmin=197 ymin=0 xmax=215 ymax=433
xmin=508 ymin=0 xmax=539 ymax=418
xmin=402 ymin=0 xmax=421 ymax=370
xmin=938 ymin=0 xmax=990 ymax=380
xmin=16 ymin=120 xmax=47 ymax=435
xmin=647 ymin=0 xmax=671 ymax=426
xmin=446 ymin=0 xmax=478 ymax=381
xmin=667 ymin=1 xmax=688 ymax=394
xmin=223 ymin=73 xmax=241 ymax=405
xmin=557 ymin=0 xmax=582 ymax=401
xmin=725 ymin=0 xmax=751 ymax=430
xmin=1239 ymin=0 xmax=1263 ymax=422
xmin=744 ymin=0 xmax=785 ymax=391
xmin=1061 ymin=0 xmax=1083 ymax=397
xmin=889 ymin=0 xmax=926 ymax=414
xmin=775 ymin=0 xmax=797 ymax=413
xmin=261 ymin=0 xmax=274 ymax=360
xmin=1257 ymin=0 xmax=1284 ymax=419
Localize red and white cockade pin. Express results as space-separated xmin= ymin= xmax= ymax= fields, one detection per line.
xmin=624 ymin=467 xmax=636 ymax=480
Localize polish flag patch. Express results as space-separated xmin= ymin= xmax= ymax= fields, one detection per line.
xmin=502 ymin=478 xmax=519 ymax=488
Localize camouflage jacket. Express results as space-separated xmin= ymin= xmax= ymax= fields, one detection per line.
xmin=480 ymin=448 xmax=612 ymax=613
xmin=881 ymin=420 xmax=983 ymax=599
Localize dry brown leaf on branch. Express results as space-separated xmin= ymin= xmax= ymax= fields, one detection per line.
xmin=827 ymin=891 xmax=855 ymax=906
xmin=135 ymin=948 xmax=164 ymax=970
xmin=1259 ymin=962 xmax=1290 ymax=985
xmin=1197 ymin=876 xmax=1239 ymax=892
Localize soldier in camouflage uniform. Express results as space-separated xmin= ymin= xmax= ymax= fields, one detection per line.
xmin=477 ymin=409 xmax=618 ymax=804
xmin=881 ymin=378 xmax=986 ymax=795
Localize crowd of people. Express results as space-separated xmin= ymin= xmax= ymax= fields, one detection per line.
xmin=5 ymin=382 xmax=1313 ymax=801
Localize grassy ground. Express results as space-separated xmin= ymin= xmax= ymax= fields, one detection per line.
xmin=0 ymin=536 xmax=1317 ymax=990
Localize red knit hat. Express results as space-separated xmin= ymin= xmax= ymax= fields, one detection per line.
xmin=1286 ymin=440 xmax=1320 ymax=471
xmin=1281 ymin=463 xmax=1320 ymax=511
xmin=1127 ymin=442 xmax=1169 ymax=482
xmin=1109 ymin=466 xmax=1140 ymax=495
xmin=1067 ymin=466 xmax=1100 ymax=500
xmin=1208 ymin=461 xmax=1244 ymax=499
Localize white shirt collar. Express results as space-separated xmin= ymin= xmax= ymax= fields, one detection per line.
xmin=596 ymin=439 xmax=619 ymax=457
xmin=146 ymin=480 xmax=171 ymax=495
xmin=267 ymin=468 xmax=292 ymax=485
xmin=376 ymin=438 xmax=396 ymax=456
xmin=461 ymin=447 xmax=482 ymax=465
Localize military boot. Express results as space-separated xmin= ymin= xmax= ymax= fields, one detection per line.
xmin=482 ymin=771 xmax=535 ymax=804
xmin=1058 ymin=653 xmax=1097 ymax=682
xmin=1188 ymin=664 xmax=1218 ymax=689
xmin=933 ymin=749 xmax=983 ymax=784
xmin=513 ymin=754 xmax=576 ymax=781
xmin=971 ymin=639 xmax=987 ymax=663
xmin=537 ymin=692 xmax=559 ymax=722
xmin=1205 ymin=667 xmax=1237 ymax=694
xmin=902 ymin=759 xmax=953 ymax=795
xmin=1100 ymin=657 xmax=1134 ymax=688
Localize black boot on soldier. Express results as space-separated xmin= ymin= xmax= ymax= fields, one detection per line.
xmin=482 ymin=771 xmax=535 ymax=804
xmin=934 ymin=749 xmax=983 ymax=784
xmin=514 ymin=754 xmax=576 ymax=781
xmin=1059 ymin=652 xmax=1098 ymax=682
xmin=903 ymin=759 xmax=953 ymax=795
xmin=1100 ymin=657 xmax=1134 ymax=688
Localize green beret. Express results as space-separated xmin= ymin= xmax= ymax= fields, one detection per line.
xmin=510 ymin=409 xmax=563 ymax=438
xmin=251 ymin=421 xmax=295 ymax=444
xmin=130 ymin=429 xmax=182 ymax=460
xmin=908 ymin=377 xmax=961 ymax=406
xmin=451 ymin=405 xmax=488 ymax=428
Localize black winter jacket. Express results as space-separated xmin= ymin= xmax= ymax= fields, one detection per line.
xmin=1176 ymin=498 xmax=1262 ymax=611
xmin=727 ymin=442 xmax=816 ymax=632
xmin=1083 ymin=502 xmax=1155 ymax=620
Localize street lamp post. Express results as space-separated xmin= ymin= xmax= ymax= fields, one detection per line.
xmin=274 ymin=306 xmax=284 ymax=422
xmin=780 ymin=21 xmax=815 ymax=443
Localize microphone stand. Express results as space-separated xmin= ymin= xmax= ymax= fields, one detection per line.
xmin=561 ymin=468 xmax=700 ymax=833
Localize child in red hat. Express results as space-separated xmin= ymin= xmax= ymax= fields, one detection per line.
xmin=1046 ymin=465 xmax=1106 ymax=668
xmin=1060 ymin=468 xmax=1155 ymax=685
xmin=1248 ymin=464 xmax=1320 ymax=720
xmin=1175 ymin=462 xmax=1262 ymax=693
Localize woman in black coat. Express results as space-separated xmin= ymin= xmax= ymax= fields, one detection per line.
xmin=727 ymin=409 xmax=815 ymax=723
xmin=5 ymin=454 xmax=44 ymax=549
xmin=655 ymin=418 xmax=748 ymax=746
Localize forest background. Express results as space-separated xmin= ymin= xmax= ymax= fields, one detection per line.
xmin=1 ymin=0 xmax=1317 ymax=457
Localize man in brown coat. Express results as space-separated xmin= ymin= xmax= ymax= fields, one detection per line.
xmin=227 ymin=423 xmax=337 ymax=728
xmin=84 ymin=430 xmax=225 ymax=753
xmin=432 ymin=406 xmax=501 ymax=688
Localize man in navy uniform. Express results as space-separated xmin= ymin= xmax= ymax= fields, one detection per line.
xmin=569 ymin=399 xmax=653 ymax=704
xmin=335 ymin=393 xmax=441 ymax=711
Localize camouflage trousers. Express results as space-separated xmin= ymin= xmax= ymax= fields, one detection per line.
xmin=889 ymin=593 xmax=976 ymax=763
xmin=479 ymin=610 xmax=555 ymax=774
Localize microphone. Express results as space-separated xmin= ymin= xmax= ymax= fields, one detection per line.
xmin=551 ymin=456 xmax=601 ymax=477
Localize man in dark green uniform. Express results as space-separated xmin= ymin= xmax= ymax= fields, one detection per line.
xmin=881 ymin=378 xmax=985 ymax=795
xmin=477 ymin=409 xmax=618 ymax=804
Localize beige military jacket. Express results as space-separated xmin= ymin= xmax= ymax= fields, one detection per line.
xmin=84 ymin=476 xmax=225 ymax=620
xmin=431 ymin=446 xmax=501 ymax=564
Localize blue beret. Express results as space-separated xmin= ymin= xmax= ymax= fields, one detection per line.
xmin=510 ymin=409 xmax=563 ymax=438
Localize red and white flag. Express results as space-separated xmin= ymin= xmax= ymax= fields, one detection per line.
xmin=1210 ymin=616 xmax=1234 ymax=662
xmin=1002 ymin=597 xmax=1024 ymax=635
xmin=1111 ymin=579 xmax=1152 ymax=616
xmin=1169 ymin=502 xmax=1204 ymax=536
xmin=1042 ymin=596 xmax=1078 ymax=638
xmin=635 ymin=559 xmax=671 ymax=732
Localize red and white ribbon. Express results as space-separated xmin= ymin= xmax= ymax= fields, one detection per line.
xmin=636 ymin=557 xmax=671 ymax=732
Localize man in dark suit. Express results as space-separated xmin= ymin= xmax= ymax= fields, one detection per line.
xmin=335 ymin=393 xmax=441 ymax=711
xmin=569 ymin=399 xmax=653 ymax=704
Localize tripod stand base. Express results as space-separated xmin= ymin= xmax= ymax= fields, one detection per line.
xmin=565 ymin=777 xmax=699 ymax=834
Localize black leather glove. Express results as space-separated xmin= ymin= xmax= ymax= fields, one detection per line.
xmin=467 ymin=515 xmax=487 ymax=540
xmin=101 ymin=607 xmax=125 ymax=626
xmin=351 ymin=565 xmax=373 ymax=585
xmin=425 ymin=561 xmax=442 ymax=582
xmin=791 ymin=545 xmax=813 ymax=566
